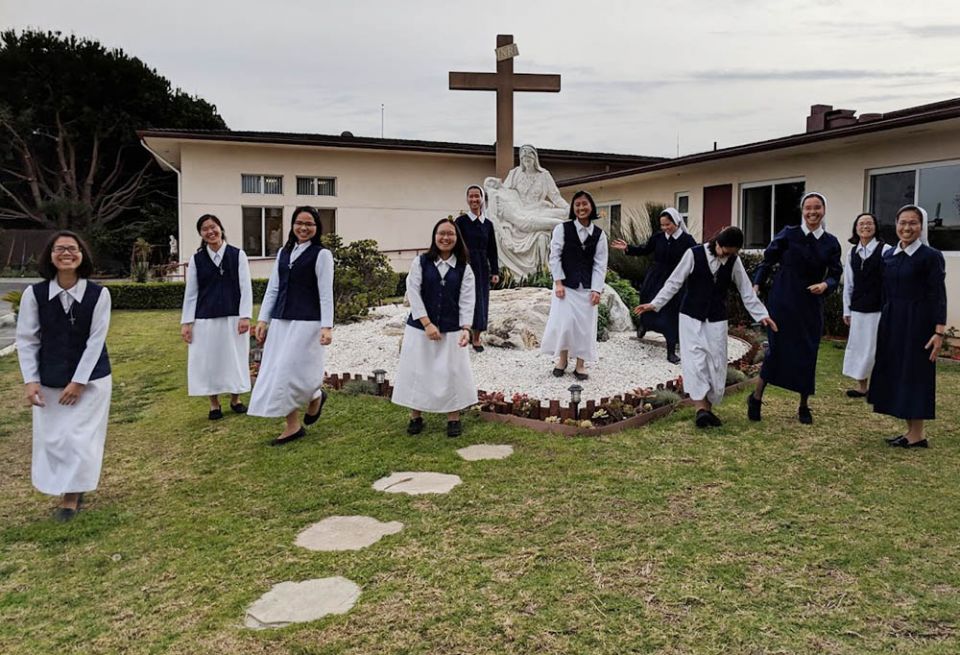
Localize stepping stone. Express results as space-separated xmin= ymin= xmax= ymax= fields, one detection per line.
xmin=245 ymin=577 xmax=361 ymax=630
xmin=372 ymin=471 xmax=462 ymax=495
xmin=295 ymin=515 xmax=403 ymax=552
xmin=456 ymin=444 xmax=514 ymax=461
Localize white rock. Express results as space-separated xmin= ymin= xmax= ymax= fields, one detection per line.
xmin=295 ymin=516 xmax=403 ymax=552
xmin=372 ymin=472 xmax=462 ymax=495
xmin=245 ymin=577 xmax=361 ymax=629
xmin=456 ymin=444 xmax=514 ymax=461
xmin=600 ymin=284 xmax=635 ymax=332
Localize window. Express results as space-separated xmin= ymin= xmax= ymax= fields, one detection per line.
xmin=675 ymin=192 xmax=690 ymax=223
xmin=315 ymin=208 xmax=337 ymax=235
xmin=740 ymin=179 xmax=805 ymax=248
xmin=869 ymin=161 xmax=960 ymax=251
xmin=297 ymin=176 xmax=337 ymax=196
xmin=242 ymin=207 xmax=284 ymax=257
xmin=596 ymin=202 xmax=621 ymax=237
xmin=241 ymin=174 xmax=283 ymax=195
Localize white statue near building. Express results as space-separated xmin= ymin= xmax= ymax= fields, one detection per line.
xmin=484 ymin=144 xmax=569 ymax=277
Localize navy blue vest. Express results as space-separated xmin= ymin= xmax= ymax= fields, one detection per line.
xmin=33 ymin=280 xmax=111 ymax=388
xmin=406 ymin=254 xmax=466 ymax=333
xmin=273 ymin=244 xmax=323 ymax=321
xmin=559 ymin=221 xmax=603 ymax=290
xmin=679 ymin=245 xmax=737 ymax=322
xmin=849 ymin=242 xmax=885 ymax=313
xmin=194 ymin=245 xmax=242 ymax=319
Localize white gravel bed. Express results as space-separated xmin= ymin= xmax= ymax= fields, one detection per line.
xmin=326 ymin=304 xmax=750 ymax=402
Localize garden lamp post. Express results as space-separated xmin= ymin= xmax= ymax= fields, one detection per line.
xmin=568 ymin=384 xmax=583 ymax=420
xmin=373 ymin=369 xmax=387 ymax=395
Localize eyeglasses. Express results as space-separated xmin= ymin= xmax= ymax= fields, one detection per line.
xmin=53 ymin=246 xmax=81 ymax=254
xmin=293 ymin=221 xmax=317 ymax=228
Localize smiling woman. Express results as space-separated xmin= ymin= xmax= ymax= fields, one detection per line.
xmin=15 ymin=230 xmax=113 ymax=522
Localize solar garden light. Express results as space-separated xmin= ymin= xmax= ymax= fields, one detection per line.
xmin=568 ymin=384 xmax=583 ymax=418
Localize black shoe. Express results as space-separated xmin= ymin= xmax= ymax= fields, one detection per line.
xmin=747 ymin=394 xmax=762 ymax=421
xmin=54 ymin=507 xmax=77 ymax=522
xmin=230 ymin=402 xmax=248 ymax=414
xmin=407 ymin=417 xmax=424 ymax=435
xmin=798 ymin=406 xmax=813 ymax=424
xmin=845 ymin=389 xmax=867 ymax=398
xmin=304 ymin=390 xmax=327 ymax=426
xmin=636 ymin=328 xmax=647 ymax=340
xmin=707 ymin=411 xmax=723 ymax=427
xmin=666 ymin=352 xmax=681 ymax=365
xmin=885 ymin=434 xmax=906 ymax=444
xmin=270 ymin=426 xmax=306 ymax=446
xmin=447 ymin=420 xmax=463 ymax=437
xmin=552 ymin=366 xmax=567 ymax=377
xmin=472 ymin=344 xmax=485 ymax=353
xmin=573 ymin=370 xmax=589 ymax=381
xmin=208 ymin=408 xmax=223 ymax=420
xmin=894 ymin=437 xmax=928 ymax=449
xmin=695 ymin=409 xmax=712 ymax=428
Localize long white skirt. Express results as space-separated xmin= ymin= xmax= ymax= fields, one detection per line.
xmin=392 ymin=325 xmax=477 ymax=413
xmin=32 ymin=375 xmax=111 ymax=496
xmin=248 ymin=320 xmax=326 ymax=418
xmin=540 ymin=288 xmax=599 ymax=363
xmin=187 ymin=317 xmax=251 ymax=396
xmin=842 ymin=310 xmax=881 ymax=381
xmin=679 ymin=315 xmax=728 ymax=406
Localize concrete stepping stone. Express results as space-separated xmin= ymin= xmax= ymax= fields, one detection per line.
xmin=245 ymin=577 xmax=361 ymax=629
xmin=295 ymin=515 xmax=403 ymax=552
xmin=372 ymin=471 xmax=462 ymax=495
xmin=456 ymin=444 xmax=514 ymax=461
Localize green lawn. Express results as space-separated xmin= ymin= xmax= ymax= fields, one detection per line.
xmin=1 ymin=310 xmax=959 ymax=654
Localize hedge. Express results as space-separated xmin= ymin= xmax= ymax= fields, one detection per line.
xmin=106 ymin=280 xmax=270 ymax=310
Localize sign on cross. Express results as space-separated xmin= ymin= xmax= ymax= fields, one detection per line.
xmin=449 ymin=34 xmax=561 ymax=180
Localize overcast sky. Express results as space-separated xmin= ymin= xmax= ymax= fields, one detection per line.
xmin=4 ymin=0 xmax=960 ymax=158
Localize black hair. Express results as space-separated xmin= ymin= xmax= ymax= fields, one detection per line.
xmin=707 ymin=226 xmax=744 ymax=256
xmin=848 ymin=212 xmax=879 ymax=245
xmin=425 ymin=217 xmax=470 ymax=265
xmin=568 ymin=190 xmax=599 ymax=222
xmin=196 ymin=213 xmax=227 ymax=252
xmin=896 ymin=204 xmax=924 ymax=221
xmin=283 ymin=206 xmax=324 ymax=252
xmin=38 ymin=230 xmax=95 ymax=280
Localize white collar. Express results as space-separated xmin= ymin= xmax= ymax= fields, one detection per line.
xmin=800 ymin=222 xmax=825 ymax=239
xmin=855 ymin=238 xmax=878 ymax=255
xmin=293 ymin=241 xmax=311 ymax=251
xmin=893 ymin=239 xmax=923 ymax=257
xmin=436 ymin=254 xmax=457 ymax=268
xmin=206 ymin=242 xmax=227 ymax=259
xmin=49 ymin=277 xmax=87 ymax=302
xmin=469 ymin=211 xmax=486 ymax=223
xmin=704 ymin=247 xmax=729 ymax=265
xmin=665 ymin=228 xmax=682 ymax=240
xmin=576 ymin=221 xmax=593 ymax=235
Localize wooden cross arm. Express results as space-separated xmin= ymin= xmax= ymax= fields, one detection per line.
xmin=449 ymin=72 xmax=561 ymax=92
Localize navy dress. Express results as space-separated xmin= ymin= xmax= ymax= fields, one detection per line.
xmin=630 ymin=231 xmax=697 ymax=345
xmin=868 ymin=244 xmax=947 ymax=420
xmin=753 ymin=226 xmax=842 ymax=395
xmin=455 ymin=214 xmax=499 ymax=331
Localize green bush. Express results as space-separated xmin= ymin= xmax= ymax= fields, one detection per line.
xmin=340 ymin=379 xmax=380 ymax=396
xmin=605 ymin=269 xmax=641 ymax=328
xmin=395 ymin=272 xmax=408 ymax=297
xmin=596 ymin=303 xmax=610 ymax=342
xmin=649 ymin=388 xmax=682 ymax=408
xmin=726 ymin=367 xmax=747 ymax=385
xmin=322 ymin=234 xmax=396 ymax=322
xmin=494 ymin=266 xmax=552 ymax=290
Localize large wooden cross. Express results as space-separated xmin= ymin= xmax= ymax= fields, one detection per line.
xmin=449 ymin=34 xmax=561 ymax=180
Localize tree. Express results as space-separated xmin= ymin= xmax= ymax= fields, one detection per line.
xmin=0 ymin=30 xmax=225 ymax=240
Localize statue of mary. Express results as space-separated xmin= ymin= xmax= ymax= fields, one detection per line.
xmin=484 ymin=144 xmax=569 ymax=277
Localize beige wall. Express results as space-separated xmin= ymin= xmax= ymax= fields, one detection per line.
xmin=563 ymin=119 xmax=960 ymax=329
xmin=177 ymin=141 xmax=496 ymax=277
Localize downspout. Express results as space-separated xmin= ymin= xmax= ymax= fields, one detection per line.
xmin=139 ymin=139 xmax=183 ymax=267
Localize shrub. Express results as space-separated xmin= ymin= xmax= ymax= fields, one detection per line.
xmin=596 ymin=303 xmax=610 ymax=342
xmin=340 ymin=379 xmax=380 ymax=396
xmin=726 ymin=367 xmax=747 ymax=386
xmin=605 ymin=269 xmax=641 ymax=328
xmin=322 ymin=234 xmax=396 ymax=321
xmin=494 ymin=266 xmax=552 ymax=290
xmin=394 ymin=272 xmax=408 ymax=297
xmin=648 ymin=389 xmax=682 ymax=408
xmin=2 ymin=289 xmax=23 ymax=316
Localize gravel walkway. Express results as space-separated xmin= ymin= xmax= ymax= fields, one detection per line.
xmin=327 ymin=304 xmax=750 ymax=402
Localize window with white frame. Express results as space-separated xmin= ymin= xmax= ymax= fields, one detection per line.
xmin=868 ymin=161 xmax=960 ymax=251
xmin=740 ymin=179 xmax=806 ymax=248
xmin=674 ymin=192 xmax=690 ymax=223
xmin=296 ymin=176 xmax=336 ymax=196
xmin=242 ymin=207 xmax=284 ymax=257
xmin=241 ymin=174 xmax=283 ymax=195
xmin=596 ymin=202 xmax=621 ymax=237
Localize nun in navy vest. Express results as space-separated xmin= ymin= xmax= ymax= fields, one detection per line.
xmin=180 ymin=214 xmax=253 ymax=420
xmin=748 ymin=192 xmax=843 ymax=424
xmin=392 ymin=218 xmax=477 ymax=437
xmin=611 ymin=207 xmax=696 ymax=364
xmin=16 ymin=231 xmax=112 ymax=522
xmin=541 ymin=190 xmax=608 ymax=380
xmin=841 ymin=212 xmax=892 ymax=398
xmin=869 ymin=205 xmax=947 ymax=449
xmin=635 ymin=227 xmax=777 ymax=428
xmin=249 ymin=207 xmax=334 ymax=446
xmin=454 ymin=184 xmax=500 ymax=352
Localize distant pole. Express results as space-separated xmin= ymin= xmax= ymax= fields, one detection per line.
xmin=676 ymin=132 xmax=680 ymax=157
xmin=380 ymin=104 xmax=384 ymax=138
